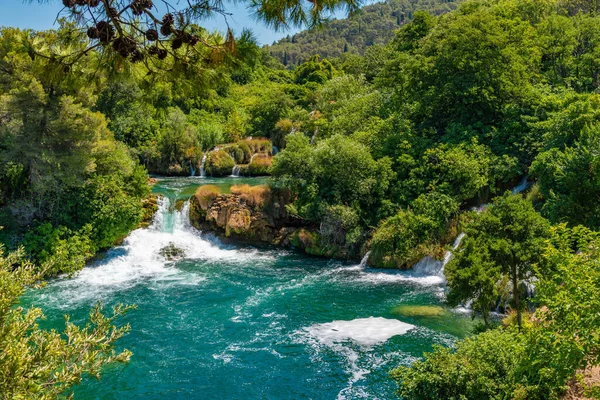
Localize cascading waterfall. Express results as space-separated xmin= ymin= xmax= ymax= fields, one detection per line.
xmin=190 ymin=162 xmax=196 ymax=177
xmin=511 ymin=175 xmax=529 ymax=194
xmin=359 ymin=251 xmax=371 ymax=268
xmin=231 ymin=165 xmax=241 ymax=177
xmin=199 ymin=153 xmax=208 ymax=178
xmin=410 ymin=232 xmax=466 ymax=282
xmin=442 ymin=232 xmax=466 ymax=268
xmin=46 ymin=195 xmax=272 ymax=306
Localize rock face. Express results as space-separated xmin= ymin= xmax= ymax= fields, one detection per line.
xmin=190 ymin=190 xmax=304 ymax=245
xmin=189 ymin=186 xmax=353 ymax=259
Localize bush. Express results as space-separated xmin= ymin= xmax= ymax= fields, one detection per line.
xmin=369 ymin=193 xmax=458 ymax=268
xmin=248 ymin=154 xmax=273 ymax=176
xmin=166 ymin=163 xmax=186 ymax=176
xmin=194 ymin=185 xmax=221 ymax=211
xmin=320 ymin=205 xmax=363 ymax=254
xmin=22 ymin=223 xmax=94 ymax=277
xmin=205 ymin=150 xmax=235 ymax=177
xmin=230 ymin=184 xmax=271 ymax=208
xmin=392 ymin=328 xmax=524 ymax=400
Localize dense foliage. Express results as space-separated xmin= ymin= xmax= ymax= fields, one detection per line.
xmin=0 ymin=246 xmax=134 ymax=398
xmin=394 ymin=225 xmax=600 ymax=399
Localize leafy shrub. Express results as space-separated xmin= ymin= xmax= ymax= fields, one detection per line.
xmin=320 ymin=205 xmax=363 ymax=255
xmin=166 ymin=163 xmax=186 ymax=176
xmin=225 ymin=145 xmax=245 ymax=164
xmin=369 ymin=192 xmax=458 ymax=268
xmin=22 ymin=223 xmax=94 ymax=277
xmin=236 ymin=141 xmax=252 ymax=163
xmin=392 ymin=328 xmax=525 ymax=400
xmin=243 ymin=138 xmax=273 ymax=155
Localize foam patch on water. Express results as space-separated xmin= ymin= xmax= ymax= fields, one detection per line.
xmin=305 ymin=317 xmax=414 ymax=347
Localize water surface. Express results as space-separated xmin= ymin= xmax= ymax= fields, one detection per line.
xmin=23 ymin=178 xmax=475 ymax=399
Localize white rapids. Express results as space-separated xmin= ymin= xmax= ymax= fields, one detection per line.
xmin=39 ymin=196 xmax=273 ymax=308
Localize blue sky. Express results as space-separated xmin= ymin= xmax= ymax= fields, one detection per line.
xmin=0 ymin=0 xmax=311 ymax=45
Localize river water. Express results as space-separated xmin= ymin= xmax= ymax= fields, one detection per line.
xmin=23 ymin=177 xmax=475 ymax=399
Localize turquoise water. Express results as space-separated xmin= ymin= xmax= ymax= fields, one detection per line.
xmin=23 ymin=178 xmax=475 ymax=399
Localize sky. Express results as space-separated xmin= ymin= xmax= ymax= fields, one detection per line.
xmin=0 ymin=0 xmax=310 ymax=46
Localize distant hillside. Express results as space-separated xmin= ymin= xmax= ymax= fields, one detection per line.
xmin=265 ymin=0 xmax=459 ymax=66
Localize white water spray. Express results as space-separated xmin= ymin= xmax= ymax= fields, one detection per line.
xmin=231 ymin=165 xmax=241 ymax=177
xmin=512 ymin=175 xmax=529 ymax=194
xmin=358 ymin=251 xmax=370 ymax=268
xmin=199 ymin=153 xmax=208 ymax=178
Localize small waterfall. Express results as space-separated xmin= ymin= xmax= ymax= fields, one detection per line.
xmin=511 ymin=176 xmax=529 ymax=194
xmin=408 ymin=233 xmax=466 ymax=283
xmin=231 ymin=165 xmax=241 ymax=177
xmin=411 ymin=256 xmax=444 ymax=277
xmin=310 ymin=127 xmax=319 ymax=145
xmin=189 ymin=162 xmax=196 ymax=177
xmin=199 ymin=153 xmax=208 ymax=178
xmin=359 ymin=251 xmax=371 ymax=268
xmin=442 ymin=232 xmax=466 ymax=268
xmin=150 ymin=196 xmax=172 ymax=232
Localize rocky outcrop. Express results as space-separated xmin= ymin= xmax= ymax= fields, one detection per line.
xmin=190 ymin=187 xmax=301 ymax=244
xmin=189 ymin=185 xmax=353 ymax=259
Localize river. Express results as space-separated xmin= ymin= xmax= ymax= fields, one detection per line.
xmin=22 ymin=177 xmax=475 ymax=399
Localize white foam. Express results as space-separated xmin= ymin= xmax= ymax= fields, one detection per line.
xmin=305 ymin=317 xmax=414 ymax=347
xmin=43 ymin=197 xmax=275 ymax=307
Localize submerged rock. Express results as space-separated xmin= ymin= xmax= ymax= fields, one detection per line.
xmin=391 ymin=305 xmax=446 ymax=318
xmin=159 ymin=243 xmax=186 ymax=261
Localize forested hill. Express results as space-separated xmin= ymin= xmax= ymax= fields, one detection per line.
xmin=265 ymin=0 xmax=460 ymax=66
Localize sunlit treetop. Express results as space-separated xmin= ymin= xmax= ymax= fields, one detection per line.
xmin=31 ymin=0 xmax=360 ymax=65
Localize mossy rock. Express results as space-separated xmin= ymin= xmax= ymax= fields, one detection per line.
xmin=174 ymin=199 xmax=186 ymax=212
xmin=291 ymin=229 xmax=346 ymax=258
xmin=205 ymin=150 xmax=235 ymax=177
xmin=139 ymin=194 xmax=159 ymax=228
xmin=391 ymin=305 xmax=446 ymax=318
xmin=247 ymin=154 xmax=273 ymax=176
xmin=159 ymin=243 xmax=186 ymax=261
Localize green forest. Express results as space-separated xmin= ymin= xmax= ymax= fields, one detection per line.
xmin=266 ymin=0 xmax=460 ymax=66
xmin=2 ymin=0 xmax=600 ymax=398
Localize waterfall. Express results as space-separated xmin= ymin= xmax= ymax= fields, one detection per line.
xmin=199 ymin=153 xmax=207 ymax=178
xmin=442 ymin=232 xmax=466 ymax=268
xmin=511 ymin=175 xmax=529 ymax=194
xmin=310 ymin=127 xmax=318 ymax=145
xmin=359 ymin=251 xmax=371 ymax=268
xmin=409 ymin=232 xmax=466 ymax=283
xmin=231 ymin=165 xmax=241 ymax=177
xmin=189 ymin=162 xmax=196 ymax=177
